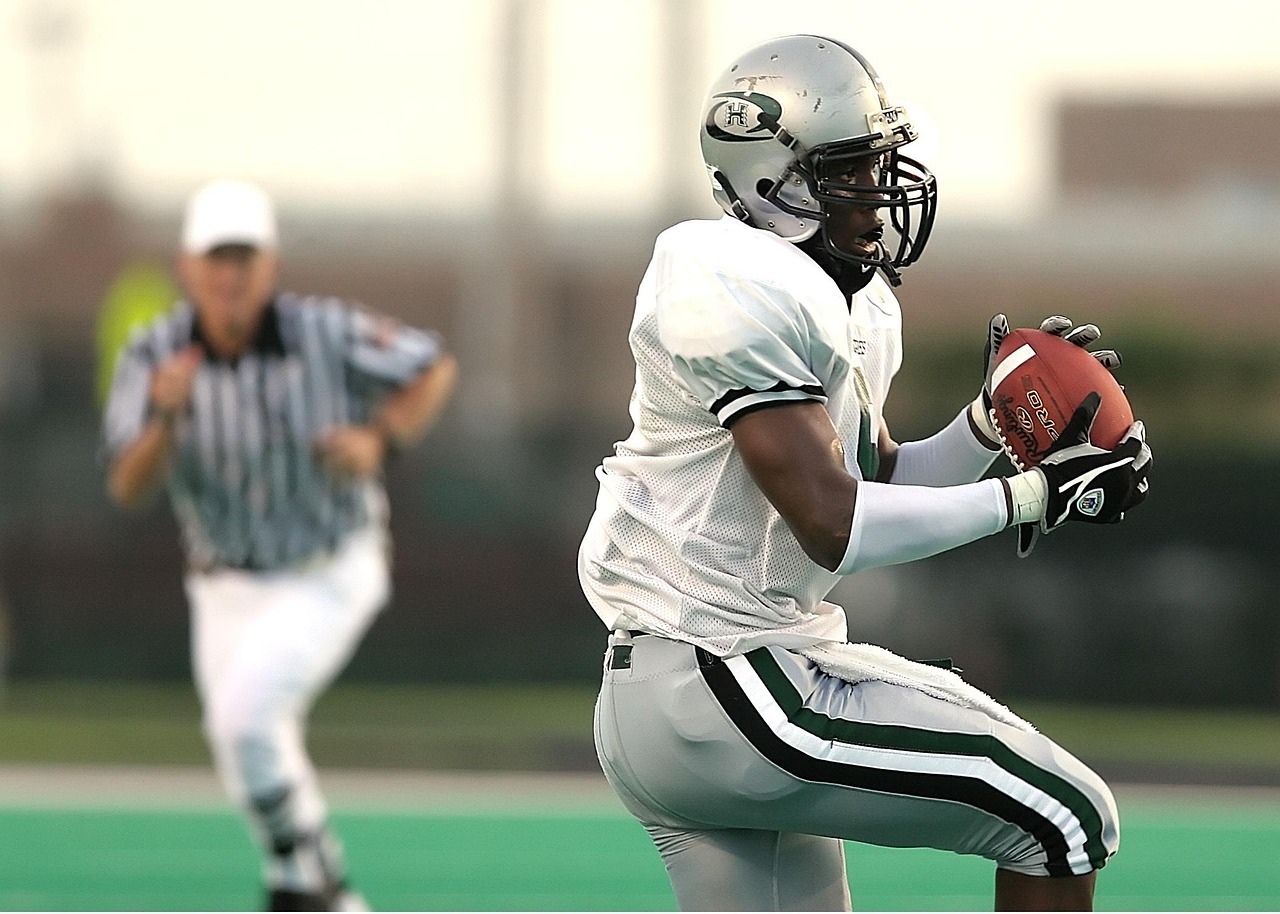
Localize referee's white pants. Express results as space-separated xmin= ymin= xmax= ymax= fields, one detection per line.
xmin=185 ymin=525 xmax=389 ymax=838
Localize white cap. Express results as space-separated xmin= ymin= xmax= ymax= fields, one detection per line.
xmin=181 ymin=179 xmax=278 ymax=254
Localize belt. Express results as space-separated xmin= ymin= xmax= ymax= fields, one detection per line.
xmin=608 ymin=629 xmax=664 ymax=670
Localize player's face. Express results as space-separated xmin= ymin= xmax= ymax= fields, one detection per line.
xmin=180 ymin=244 xmax=278 ymax=348
xmin=819 ymin=153 xmax=887 ymax=261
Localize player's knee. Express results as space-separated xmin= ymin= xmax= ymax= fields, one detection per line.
xmin=1092 ymin=776 xmax=1121 ymax=861
xmin=996 ymin=768 xmax=1119 ymax=876
xmin=1069 ymin=763 xmax=1120 ymax=867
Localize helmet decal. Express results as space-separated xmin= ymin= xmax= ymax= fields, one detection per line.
xmin=705 ymin=92 xmax=784 ymax=142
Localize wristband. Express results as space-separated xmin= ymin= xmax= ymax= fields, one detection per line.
xmin=1002 ymin=470 xmax=1048 ymax=527
xmin=967 ymin=396 xmax=1002 ymax=450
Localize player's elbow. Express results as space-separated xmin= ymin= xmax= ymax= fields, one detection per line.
xmin=797 ymin=527 xmax=849 ymax=572
xmin=760 ymin=478 xmax=857 ymax=572
xmin=786 ymin=507 xmax=853 ymax=572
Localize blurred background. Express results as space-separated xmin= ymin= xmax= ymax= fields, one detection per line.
xmin=1 ymin=0 xmax=1279 ymax=791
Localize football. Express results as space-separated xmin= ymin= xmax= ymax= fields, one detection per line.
xmin=989 ymin=328 xmax=1134 ymax=469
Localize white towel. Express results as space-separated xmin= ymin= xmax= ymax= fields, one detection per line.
xmin=799 ymin=641 xmax=1036 ymax=733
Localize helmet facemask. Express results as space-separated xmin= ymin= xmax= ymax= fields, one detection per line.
xmin=767 ymin=140 xmax=937 ymax=287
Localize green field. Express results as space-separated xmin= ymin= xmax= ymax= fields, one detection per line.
xmin=2 ymin=681 xmax=1279 ymax=910
xmin=0 ymin=782 xmax=1277 ymax=911
xmin=4 ymin=681 xmax=1280 ymax=780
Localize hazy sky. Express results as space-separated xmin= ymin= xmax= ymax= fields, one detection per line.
xmin=3 ymin=0 xmax=1279 ymax=221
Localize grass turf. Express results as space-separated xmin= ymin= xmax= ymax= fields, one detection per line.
xmin=3 ymin=681 xmax=1279 ymax=909
xmin=0 ymin=793 xmax=1277 ymax=911
xmin=2 ymin=681 xmax=1280 ymax=780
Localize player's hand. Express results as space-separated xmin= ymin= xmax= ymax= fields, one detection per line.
xmin=1036 ymin=314 xmax=1122 ymax=372
xmin=968 ymin=313 xmax=1011 ymax=447
xmin=977 ymin=313 xmax=1123 ymax=453
xmin=981 ymin=314 xmax=1121 ymax=414
xmin=149 ymin=345 xmax=203 ymax=424
xmin=1015 ymin=392 xmax=1152 ymax=557
xmin=314 ymin=425 xmax=386 ymax=478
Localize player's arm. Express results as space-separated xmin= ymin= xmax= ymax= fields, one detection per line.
xmin=877 ymin=407 xmax=1002 ymax=487
xmin=874 ymin=422 xmax=899 ymax=482
xmin=731 ymin=400 xmax=1012 ymax=573
xmin=734 ymin=395 xmax=1149 ymax=574
xmin=730 ymin=401 xmax=860 ymax=569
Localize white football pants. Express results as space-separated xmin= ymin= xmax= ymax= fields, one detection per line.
xmin=185 ymin=525 xmax=389 ymax=889
xmin=595 ymin=632 xmax=1119 ymax=911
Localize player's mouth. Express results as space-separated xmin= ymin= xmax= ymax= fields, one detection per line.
xmin=849 ymin=226 xmax=884 ymax=257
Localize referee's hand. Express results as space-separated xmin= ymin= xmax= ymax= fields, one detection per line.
xmin=149 ymin=345 xmax=203 ymax=421
xmin=314 ymin=425 xmax=386 ymax=478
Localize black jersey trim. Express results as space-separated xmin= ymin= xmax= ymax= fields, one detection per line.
xmin=710 ymin=381 xmax=825 ymax=416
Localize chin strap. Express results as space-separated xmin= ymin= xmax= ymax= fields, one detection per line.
xmin=877 ymin=258 xmax=902 ymax=287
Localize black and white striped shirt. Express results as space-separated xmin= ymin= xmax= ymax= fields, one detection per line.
xmin=102 ymin=291 xmax=444 ymax=572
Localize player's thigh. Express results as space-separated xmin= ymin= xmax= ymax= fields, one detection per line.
xmin=597 ymin=635 xmax=1117 ymax=877
xmin=646 ymin=825 xmax=850 ymax=912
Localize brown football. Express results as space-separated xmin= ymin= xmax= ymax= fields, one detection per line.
xmin=990 ymin=328 xmax=1134 ymax=469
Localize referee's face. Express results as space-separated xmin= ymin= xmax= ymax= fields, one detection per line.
xmin=180 ymin=244 xmax=279 ymax=357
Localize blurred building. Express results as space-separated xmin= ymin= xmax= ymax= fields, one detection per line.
xmin=4 ymin=98 xmax=1279 ymax=418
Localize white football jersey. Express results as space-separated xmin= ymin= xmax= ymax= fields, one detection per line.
xmin=578 ymin=216 xmax=904 ymax=656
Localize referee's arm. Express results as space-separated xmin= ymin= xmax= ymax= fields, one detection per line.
xmin=107 ymin=344 xmax=203 ymax=510
xmin=315 ymin=352 xmax=459 ymax=478
xmin=373 ymin=351 xmax=458 ymax=452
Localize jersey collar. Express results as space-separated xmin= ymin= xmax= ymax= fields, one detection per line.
xmin=795 ymin=235 xmax=877 ymax=304
xmin=189 ymin=295 xmax=288 ymax=362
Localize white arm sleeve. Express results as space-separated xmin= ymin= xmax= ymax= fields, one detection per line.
xmin=837 ymin=477 xmax=1009 ymax=576
xmin=888 ymin=405 xmax=1002 ymax=487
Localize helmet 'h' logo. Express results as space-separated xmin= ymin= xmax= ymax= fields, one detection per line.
xmin=724 ymin=101 xmax=749 ymax=128
xmin=705 ymin=92 xmax=783 ymax=142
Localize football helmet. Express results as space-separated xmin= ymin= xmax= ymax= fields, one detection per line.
xmin=700 ymin=35 xmax=937 ymax=285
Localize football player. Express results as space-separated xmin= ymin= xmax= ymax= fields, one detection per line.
xmin=579 ymin=35 xmax=1151 ymax=911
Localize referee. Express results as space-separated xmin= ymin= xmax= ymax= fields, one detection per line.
xmin=102 ymin=179 xmax=458 ymax=912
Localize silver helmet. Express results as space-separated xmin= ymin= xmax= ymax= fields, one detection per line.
xmin=700 ymin=35 xmax=937 ymax=285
